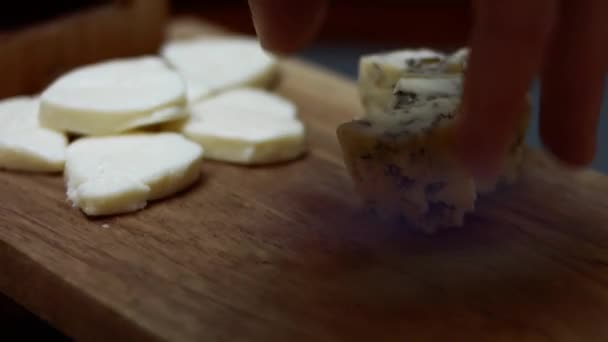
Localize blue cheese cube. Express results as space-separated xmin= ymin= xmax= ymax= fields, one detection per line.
xmin=337 ymin=119 xmax=476 ymax=233
xmin=339 ymin=47 xmax=529 ymax=232
xmin=337 ymin=115 xmax=528 ymax=232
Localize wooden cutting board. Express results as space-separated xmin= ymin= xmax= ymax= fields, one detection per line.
xmin=0 ymin=0 xmax=168 ymax=99
xmin=2 ymin=19 xmax=608 ymax=342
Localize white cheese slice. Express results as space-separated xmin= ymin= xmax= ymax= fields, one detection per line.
xmin=65 ymin=133 xmax=203 ymax=216
xmin=0 ymin=96 xmax=67 ymax=172
xmin=184 ymin=88 xmax=297 ymax=120
xmin=161 ymin=37 xmax=278 ymax=103
xmin=40 ymin=57 xmax=187 ymax=136
xmin=171 ymin=89 xmax=306 ymax=164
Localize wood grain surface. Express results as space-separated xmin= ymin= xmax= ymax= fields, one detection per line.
xmin=1 ymin=20 xmax=608 ymax=342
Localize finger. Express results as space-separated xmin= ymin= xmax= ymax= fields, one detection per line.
xmin=540 ymin=0 xmax=608 ymax=167
xmin=248 ymin=0 xmax=329 ymax=54
xmin=456 ymin=0 xmax=558 ymax=177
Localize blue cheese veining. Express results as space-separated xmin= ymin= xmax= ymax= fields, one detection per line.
xmin=373 ymin=76 xmax=463 ymax=129
xmin=339 ymin=47 xmax=528 ymax=233
xmin=358 ymin=48 xmax=468 ymax=116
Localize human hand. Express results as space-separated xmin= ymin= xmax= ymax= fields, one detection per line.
xmin=248 ymin=0 xmax=608 ymax=176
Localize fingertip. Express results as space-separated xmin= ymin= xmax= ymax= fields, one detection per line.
xmin=536 ymin=0 xmax=606 ymax=171
xmin=455 ymin=0 xmax=555 ymax=179
xmin=540 ymin=124 xmax=597 ymax=168
xmin=248 ymin=0 xmax=328 ymax=55
xmin=455 ymin=115 xmax=506 ymax=179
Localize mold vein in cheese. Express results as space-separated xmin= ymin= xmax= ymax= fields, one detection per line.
xmin=338 ymin=47 xmax=529 ymax=233
xmin=358 ymin=48 xmax=469 ymax=116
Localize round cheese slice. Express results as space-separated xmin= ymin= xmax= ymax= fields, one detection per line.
xmin=171 ymin=89 xmax=306 ymax=165
xmin=40 ymin=56 xmax=187 ymax=136
xmin=0 ymin=96 xmax=67 ymax=172
xmin=65 ymin=133 xmax=203 ymax=216
xmin=161 ymin=37 xmax=278 ymax=103
xmin=185 ymin=88 xmax=297 ymax=119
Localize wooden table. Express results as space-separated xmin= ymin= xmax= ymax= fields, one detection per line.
xmin=1 ymin=20 xmax=608 ymax=341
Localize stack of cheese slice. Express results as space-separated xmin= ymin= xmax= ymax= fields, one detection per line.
xmin=338 ymin=48 xmax=529 ymax=233
xmin=0 ymin=36 xmax=306 ymax=217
